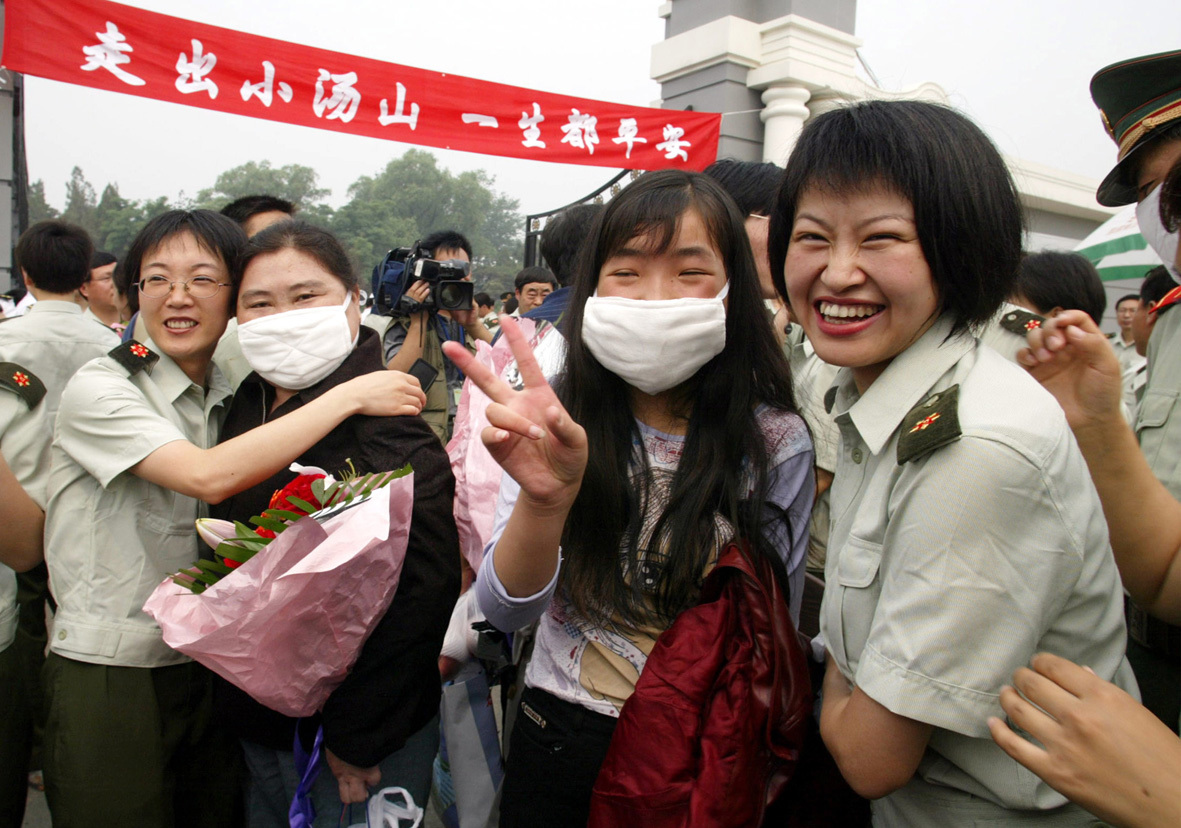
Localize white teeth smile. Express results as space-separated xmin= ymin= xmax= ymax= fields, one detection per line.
xmin=818 ymin=301 xmax=883 ymax=320
xmin=165 ymin=320 xmax=197 ymax=329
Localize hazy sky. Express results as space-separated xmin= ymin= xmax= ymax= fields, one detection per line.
xmin=18 ymin=0 xmax=1181 ymax=219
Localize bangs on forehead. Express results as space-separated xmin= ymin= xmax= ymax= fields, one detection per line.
xmin=596 ymin=180 xmax=727 ymax=263
xmin=793 ymin=147 xmax=910 ymax=209
xmin=144 ymin=229 xmax=225 ymax=267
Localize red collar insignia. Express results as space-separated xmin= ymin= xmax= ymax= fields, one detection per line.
xmin=1151 ymin=286 xmax=1181 ymax=318
xmin=909 ymin=412 xmax=941 ymax=433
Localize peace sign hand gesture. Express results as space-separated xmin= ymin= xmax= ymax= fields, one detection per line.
xmin=442 ymin=316 xmax=588 ymax=513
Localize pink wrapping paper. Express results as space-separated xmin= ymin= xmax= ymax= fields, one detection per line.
xmin=143 ymin=475 xmax=414 ymax=718
xmin=447 ymin=320 xmax=538 ymax=574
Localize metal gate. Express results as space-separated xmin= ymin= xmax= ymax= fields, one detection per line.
xmin=521 ymin=169 xmax=642 ymax=268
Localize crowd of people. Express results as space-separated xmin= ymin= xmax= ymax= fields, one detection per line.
xmin=0 ymin=46 xmax=1179 ymax=828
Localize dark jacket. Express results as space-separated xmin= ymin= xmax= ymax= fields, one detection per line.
xmin=588 ymin=543 xmax=812 ymax=828
xmin=211 ymin=327 xmax=461 ymax=767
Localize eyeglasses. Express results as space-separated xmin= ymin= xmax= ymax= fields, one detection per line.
xmin=136 ymin=275 xmax=229 ymax=299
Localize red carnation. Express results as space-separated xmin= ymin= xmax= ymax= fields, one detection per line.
xmin=268 ymin=473 xmax=325 ymax=515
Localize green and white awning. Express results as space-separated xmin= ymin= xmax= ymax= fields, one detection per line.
xmin=1074 ymin=204 xmax=1165 ymax=282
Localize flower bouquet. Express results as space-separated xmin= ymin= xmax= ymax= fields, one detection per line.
xmin=143 ymin=463 xmax=415 ymax=717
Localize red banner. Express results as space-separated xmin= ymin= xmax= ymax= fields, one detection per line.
xmin=1 ymin=0 xmax=720 ymax=171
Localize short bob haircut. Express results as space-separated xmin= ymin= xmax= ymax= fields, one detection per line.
xmin=235 ymin=221 xmax=357 ymax=303
xmin=15 ymin=220 xmax=93 ymax=294
xmin=124 ymin=210 xmax=247 ymax=308
xmin=703 ymin=159 xmax=783 ymax=217
xmin=1013 ymin=251 xmax=1107 ymax=325
xmin=769 ymin=100 xmax=1024 ymax=336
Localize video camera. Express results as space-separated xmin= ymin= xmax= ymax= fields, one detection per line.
xmin=371 ymin=243 xmax=474 ymax=316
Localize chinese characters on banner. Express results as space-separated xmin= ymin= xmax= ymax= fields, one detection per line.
xmin=3 ymin=0 xmax=721 ymax=171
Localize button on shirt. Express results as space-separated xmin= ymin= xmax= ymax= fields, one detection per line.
xmin=820 ymin=316 xmax=1135 ymax=822
xmin=0 ymin=300 xmax=118 ymax=651
xmin=45 ymin=341 xmax=231 ymax=668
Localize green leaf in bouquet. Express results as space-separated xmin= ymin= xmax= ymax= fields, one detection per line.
xmin=310 ymin=477 xmax=328 ymax=506
xmin=250 ymin=515 xmax=290 ymax=534
xmin=283 ymin=499 xmax=320 ymax=516
xmin=218 ymin=535 xmax=268 ymax=552
xmin=194 ymin=558 xmax=233 ymax=577
xmin=260 ymin=509 xmax=304 ymax=523
xmin=214 ymin=541 xmax=263 ymax=564
xmin=189 ymin=569 xmax=221 ymax=586
xmin=171 ymin=575 xmax=206 ymax=594
xmin=321 ymin=481 xmax=342 ymax=507
xmin=233 ymin=521 xmax=266 ymax=541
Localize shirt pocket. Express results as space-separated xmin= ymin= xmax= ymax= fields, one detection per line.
xmin=1136 ymin=388 xmax=1177 ymax=430
xmin=1135 ymin=389 xmax=1179 ymax=473
xmin=834 ymin=535 xmax=883 ymax=667
xmin=836 ymin=535 xmax=882 ymax=588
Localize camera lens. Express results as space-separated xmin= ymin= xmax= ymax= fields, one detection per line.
xmin=437 ymin=281 xmax=473 ymax=310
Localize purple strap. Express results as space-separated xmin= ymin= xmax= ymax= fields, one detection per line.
xmin=289 ymin=725 xmax=324 ymax=828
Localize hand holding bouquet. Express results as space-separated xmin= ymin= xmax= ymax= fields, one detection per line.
xmin=144 ymin=462 xmax=416 ymax=717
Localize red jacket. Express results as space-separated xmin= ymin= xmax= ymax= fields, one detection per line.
xmin=588 ymin=542 xmax=812 ymax=828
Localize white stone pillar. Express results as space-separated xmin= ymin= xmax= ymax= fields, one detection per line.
xmin=760 ymin=84 xmax=811 ymax=165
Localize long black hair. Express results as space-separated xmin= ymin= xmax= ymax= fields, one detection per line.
xmin=555 ymin=169 xmax=798 ymax=630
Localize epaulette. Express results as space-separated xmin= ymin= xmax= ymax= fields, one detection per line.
xmin=0 ymin=362 xmax=46 ymax=408
xmin=897 ymin=385 xmax=961 ymax=464
xmin=998 ymin=308 xmax=1045 ymax=336
xmin=108 ymin=340 xmax=160 ymax=376
xmin=1151 ymin=286 xmax=1181 ymax=318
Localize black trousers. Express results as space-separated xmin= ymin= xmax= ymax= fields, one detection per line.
xmin=498 ymin=687 xmax=618 ymax=828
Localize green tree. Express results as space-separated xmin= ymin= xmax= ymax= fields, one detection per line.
xmin=331 ymin=149 xmax=523 ymax=284
xmin=60 ymin=166 xmax=99 ymax=237
xmin=27 ymin=180 xmax=59 ymax=223
xmin=99 ymin=196 xmax=171 ymax=260
xmin=194 ymin=160 xmax=330 ymax=211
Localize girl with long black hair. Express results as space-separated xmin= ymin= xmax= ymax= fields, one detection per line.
xmin=444 ymin=169 xmax=814 ymax=827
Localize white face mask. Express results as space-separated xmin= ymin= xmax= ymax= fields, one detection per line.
xmin=1136 ymin=185 xmax=1181 ymax=283
xmin=581 ymin=282 xmax=729 ymax=396
xmin=237 ymin=291 xmax=357 ymax=390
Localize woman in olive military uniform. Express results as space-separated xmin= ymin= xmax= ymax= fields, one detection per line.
xmin=769 ymin=100 xmax=1135 ymax=826
xmin=41 ymin=210 xmax=426 ymax=828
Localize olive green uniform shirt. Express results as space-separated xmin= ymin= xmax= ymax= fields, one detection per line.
xmin=44 ymin=341 xmax=231 ymax=668
xmin=1137 ymin=305 xmax=1181 ymax=499
xmin=821 ymin=316 xmax=1135 ymax=825
xmin=0 ymin=300 xmax=118 ymax=651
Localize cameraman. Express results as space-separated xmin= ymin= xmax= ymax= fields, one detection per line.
xmin=381 ymin=230 xmax=493 ymax=443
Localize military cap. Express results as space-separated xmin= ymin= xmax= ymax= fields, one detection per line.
xmin=1091 ymin=49 xmax=1181 ymax=207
